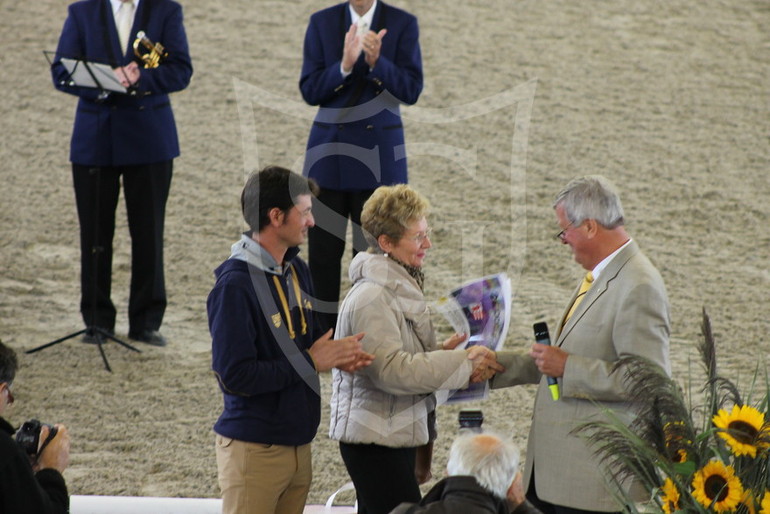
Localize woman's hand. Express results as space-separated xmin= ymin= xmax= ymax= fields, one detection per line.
xmin=441 ymin=332 xmax=467 ymax=350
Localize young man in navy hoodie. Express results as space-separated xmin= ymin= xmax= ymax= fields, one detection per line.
xmin=208 ymin=166 xmax=374 ymax=514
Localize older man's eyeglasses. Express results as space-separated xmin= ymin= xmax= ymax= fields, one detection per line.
xmin=554 ymin=222 xmax=575 ymax=241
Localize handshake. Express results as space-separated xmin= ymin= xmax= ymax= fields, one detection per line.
xmin=442 ymin=333 xmax=505 ymax=384
xmin=466 ymin=345 xmax=504 ymax=383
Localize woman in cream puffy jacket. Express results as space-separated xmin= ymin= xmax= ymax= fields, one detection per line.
xmin=329 ymin=184 xmax=501 ymax=514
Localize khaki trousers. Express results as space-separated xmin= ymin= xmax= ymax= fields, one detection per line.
xmin=216 ymin=434 xmax=312 ymax=514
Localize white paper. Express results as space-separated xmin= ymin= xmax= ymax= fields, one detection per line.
xmin=61 ymin=58 xmax=127 ymax=93
xmin=434 ymin=273 xmax=512 ymax=403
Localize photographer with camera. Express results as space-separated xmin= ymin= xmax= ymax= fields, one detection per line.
xmin=0 ymin=340 xmax=70 ymax=513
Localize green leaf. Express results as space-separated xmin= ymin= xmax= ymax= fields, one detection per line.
xmin=672 ymin=460 xmax=696 ymax=476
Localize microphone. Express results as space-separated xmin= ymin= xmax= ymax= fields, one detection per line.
xmin=533 ymin=322 xmax=559 ymax=401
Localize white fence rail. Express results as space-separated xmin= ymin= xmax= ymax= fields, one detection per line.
xmin=70 ymin=496 xmax=356 ymax=514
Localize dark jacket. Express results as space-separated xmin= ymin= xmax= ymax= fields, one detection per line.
xmin=208 ymin=247 xmax=324 ymax=446
xmin=51 ymin=0 xmax=193 ymax=166
xmin=390 ymin=476 xmax=542 ymax=514
xmin=0 ymin=417 xmax=69 ymax=514
xmin=300 ymin=1 xmax=423 ymax=191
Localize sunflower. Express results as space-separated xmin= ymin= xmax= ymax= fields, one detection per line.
xmin=660 ymin=477 xmax=680 ymax=514
xmin=672 ymin=448 xmax=688 ymax=463
xmin=691 ymin=460 xmax=743 ymax=513
xmin=742 ymin=490 xmax=757 ymax=514
xmin=713 ymin=404 xmax=769 ymax=457
xmin=663 ymin=421 xmax=691 ymax=463
xmin=760 ymin=490 xmax=770 ymax=514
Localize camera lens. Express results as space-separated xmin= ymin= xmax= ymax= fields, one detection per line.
xmin=458 ymin=409 xmax=484 ymax=433
xmin=15 ymin=419 xmax=56 ymax=457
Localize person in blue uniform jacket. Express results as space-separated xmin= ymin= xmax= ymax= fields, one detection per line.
xmin=299 ymin=0 xmax=423 ymax=331
xmin=50 ymin=0 xmax=193 ymax=346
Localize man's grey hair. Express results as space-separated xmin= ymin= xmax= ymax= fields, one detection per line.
xmin=553 ymin=175 xmax=625 ymax=229
xmin=446 ymin=432 xmax=520 ymax=500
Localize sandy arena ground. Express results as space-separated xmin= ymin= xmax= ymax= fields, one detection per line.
xmin=0 ymin=0 xmax=768 ymax=505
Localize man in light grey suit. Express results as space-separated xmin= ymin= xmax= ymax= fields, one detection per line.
xmin=492 ymin=175 xmax=671 ymax=514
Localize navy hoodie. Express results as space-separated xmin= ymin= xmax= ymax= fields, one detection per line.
xmin=208 ymin=241 xmax=323 ymax=446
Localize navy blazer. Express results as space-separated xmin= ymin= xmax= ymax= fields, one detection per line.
xmin=300 ymin=1 xmax=422 ymax=191
xmin=51 ymin=0 xmax=192 ymax=167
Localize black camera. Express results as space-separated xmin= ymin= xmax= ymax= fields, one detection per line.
xmin=458 ymin=409 xmax=484 ymax=433
xmin=16 ymin=419 xmax=57 ymax=457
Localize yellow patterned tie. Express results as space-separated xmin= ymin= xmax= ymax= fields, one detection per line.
xmin=564 ymin=271 xmax=594 ymax=324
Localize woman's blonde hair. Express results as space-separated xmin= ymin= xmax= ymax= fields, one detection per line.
xmin=361 ymin=184 xmax=430 ymax=251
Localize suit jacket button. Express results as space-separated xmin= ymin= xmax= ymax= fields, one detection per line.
xmin=366 ymin=125 xmax=373 ymax=130
xmin=337 ymin=124 xmax=344 ymax=130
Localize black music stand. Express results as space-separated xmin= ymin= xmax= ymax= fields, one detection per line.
xmin=27 ymin=53 xmax=140 ymax=372
xmin=44 ymin=51 xmax=129 ymax=96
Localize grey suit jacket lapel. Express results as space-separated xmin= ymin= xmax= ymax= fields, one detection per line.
xmin=556 ymin=240 xmax=640 ymax=346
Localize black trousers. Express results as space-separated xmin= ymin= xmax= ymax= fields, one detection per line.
xmin=526 ymin=472 xmax=622 ymax=514
xmin=339 ymin=442 xmax=421 ymax=514
xmin=72 ymin=161 xmax=172 ymax=333
xmin=308 ymin=188 xmax=373 ymax=332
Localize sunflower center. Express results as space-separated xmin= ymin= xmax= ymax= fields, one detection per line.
xmin=704 ymin=475 xmax=729 ymax=502
xmin=728 ymin=420 xmax=759 ymax=444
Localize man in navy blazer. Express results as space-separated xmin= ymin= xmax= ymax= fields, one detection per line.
xmin=300 ymin=0 xmax=423 ymax=332
xmin=51 ymin=0 xmax=192 ymax=346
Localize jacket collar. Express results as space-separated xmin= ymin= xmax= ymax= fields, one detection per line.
xmin=421 ymin=476 xmax=508 ymax=514
xmin=349 ymin=252 xmax=423 ymax=303
xmin=229 ymin=232 xmax=300 ymax=276
xmin=556 ymin=240 xmax=640 ymax=342
xmin=349 ymin=252 xmax=435 ymax=347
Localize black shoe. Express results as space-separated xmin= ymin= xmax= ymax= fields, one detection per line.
xmin=128 ymin=329 xmax=167 ymax=347
xmin=82 ymin=327 xmax=114 ymax=345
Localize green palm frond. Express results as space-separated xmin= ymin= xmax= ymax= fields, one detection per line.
xmin=621 ymin=356 xmax=701 ymax=464
xmin=575 ymin=309 xmax=770 ymax=513
xmin=574 ymin=356 xmax=699 ymax=486
xmin=576 ymin=410 xmax=662 ymax=489
xmin=707 ymin=375 xmax=743 ymax=410
xmin=699 ymin=307 xmax=717 ymax=383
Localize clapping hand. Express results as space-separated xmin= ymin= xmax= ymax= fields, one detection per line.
xmin=342 ymin=23 xmax=387 ymax=72
xmin=308 ymin=330 xmax=374 ymax=372
xmin=336 ymin=345 xmax=376 ymax=373
xmin=361 ymin=28 xmax=387 ymax=69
